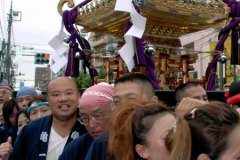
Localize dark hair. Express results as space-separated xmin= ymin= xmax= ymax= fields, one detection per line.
xmin=16 ymin=109 xmax=30 ymax=127
xmin=175 ymin=83 xmax=201 ymax=103
xmin=106 ymin=102 xmax=174 ymax=160
xmin=133 ymin=103 xmax=172 ymax=144
xmin=32 ymin=94 xmax=47 ymax=102
xmin=170 ymin=101 xmax=240 ymax=160
xmin=114 ymin=73 xmax=155 ymax=97
xmin=2 ymin=99 xmax=20 ymax=127
xmin=28 ymin=94 xmax=47 ymax=107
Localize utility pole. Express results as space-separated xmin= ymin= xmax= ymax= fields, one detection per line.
xmin=3 ymin=1 xmax=21 ymax=88
xmin=4 ymin=1 xmax=13 ymax=87
xmin=0 ymin=39 xmax=6 ymax=81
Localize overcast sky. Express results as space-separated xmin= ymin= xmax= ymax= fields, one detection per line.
xmin=0 ymin=0 xmax=83 ymax=88
xmin=1 ymin=0 xmax=84 ymax=50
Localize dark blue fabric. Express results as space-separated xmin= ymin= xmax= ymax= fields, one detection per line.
xmin=0 ymin=123 xmax=5 ymax=131
xmin=59 ymin=133 xmax=94 ymax=160
xmin=84 ymin=132 xmax=109 ymax=160
xmin=12 ymin=115 xmax=86 ymax=160
xmin=0 ymin=125 xmax=17 ymax=145
xmin=6 ymin=125 xmax=18 ymax=145
xmin=0 ymin=126 xmax=8 ymax=144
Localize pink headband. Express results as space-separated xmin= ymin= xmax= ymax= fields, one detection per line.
xmin=79 ymin=82 xmax=114 ymax=107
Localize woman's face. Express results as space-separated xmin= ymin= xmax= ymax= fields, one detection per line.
xmin=219 ymin=125 xmax=240 ymax=160
xmin=9 ymin=106 xmax=19 ymax=126
xmin=17 ymin=95 xmax=34 ymax=110
xmin=17 ymin=113 xmax=30 ymax=134
xmin=137 ymin=113 xmax=175 ymax=160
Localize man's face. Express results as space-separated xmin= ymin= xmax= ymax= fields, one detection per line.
xmin=79 ymin=103 xmax=112 ymax=139
xmin=0 ymin=88 xmax=11 ymax=104
xmin=184 ymin=86 xmax=208 ymax=102
xmin=47 ymin=77 xmax=79 ymax=121
xmin=113 ymin=82 xmax=154 ymax=108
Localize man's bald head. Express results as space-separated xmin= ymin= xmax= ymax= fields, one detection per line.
xmin=47 ymin=77 xmax=78 ymax=95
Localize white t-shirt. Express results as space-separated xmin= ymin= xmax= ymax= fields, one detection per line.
xmin=46 ymin=127 xmax=69 ymax=160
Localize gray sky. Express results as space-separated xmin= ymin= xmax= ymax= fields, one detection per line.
xmin=1 ymin=0 xmax=62 ymax=50
xmin=0 ymin=0 xmax=83 ymax=88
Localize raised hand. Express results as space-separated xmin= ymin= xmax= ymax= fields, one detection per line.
xmin=0 ymin=137 xmax=12 ymax=160
xmin=175 ymin=97 xmax=207 ymax=118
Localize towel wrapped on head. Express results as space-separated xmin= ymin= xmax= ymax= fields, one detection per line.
xmin=79 ymin=82 xmax=114 ymax=107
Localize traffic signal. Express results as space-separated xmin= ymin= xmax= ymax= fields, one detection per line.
xmin=34 ymin=53 xmax=50 ymax=64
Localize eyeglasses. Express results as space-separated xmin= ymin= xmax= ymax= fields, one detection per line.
xmin=79 ymin=113 xmax=105 ymax=125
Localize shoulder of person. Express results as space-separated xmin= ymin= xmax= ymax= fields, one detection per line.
xmin=87 ymin=132 xmax=109 ymax=153
xmin=60 ymin=133 xmax=93 ymax=160
xmin=68 ymin=133 xmax=93 ymax=146
xmin=96 ymin=131 xmax=109 ymax=143
xmin=21 ymin=115 xmax=52 ymax=133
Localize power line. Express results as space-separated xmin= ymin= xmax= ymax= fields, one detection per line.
xmin=195 ymin=29 xmax=219 ymax=42
xmin=14 ymin=41 xmax=52 ymax=46
xmin=16 ymin=47 xmax=54 ymax=54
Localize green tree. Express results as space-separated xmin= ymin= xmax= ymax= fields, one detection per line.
xmin=73 ymin=73 xmax=91 ymax=89
xmin=98 ymin=68 xmax=106 ymax=79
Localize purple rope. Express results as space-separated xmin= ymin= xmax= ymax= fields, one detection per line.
xmin=128 ymin=4 xmax=161 ymax=89
xmin=63 ymin=0 xmax=97 ymax=84
xmin=65 ymin=42 xmax=80 ymax=76
xmin=206 ymin=0 xmax=240 ymax=90
xmin=135 ymin=37 xmax=161 ymax=89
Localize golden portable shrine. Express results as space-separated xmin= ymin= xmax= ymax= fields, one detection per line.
xmin=57 ymin=0 xmax=233 ymax=90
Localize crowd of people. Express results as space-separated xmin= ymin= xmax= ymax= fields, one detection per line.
xmin=0 ymin=73 xmax=239 ymax=160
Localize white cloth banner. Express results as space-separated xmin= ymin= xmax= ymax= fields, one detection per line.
xmin=50 ymin=54 xmax=68 ymax=74
xmin=48 ymin=20 xmax=68 ymax=73
xmin=114 ymin=0 xmax=146 ymax=71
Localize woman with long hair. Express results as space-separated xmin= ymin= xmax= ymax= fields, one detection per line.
xmin=170 ymin=101 xmax=240 ymax=160
xmin=106 ymin=102 xmax=175 ymax=160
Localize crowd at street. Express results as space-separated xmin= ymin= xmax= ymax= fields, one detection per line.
xmin=0 ymin=73 xmax=239 ymax=160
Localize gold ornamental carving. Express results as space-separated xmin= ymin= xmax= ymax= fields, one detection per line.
xmin=58 ymin=0 xmax=75 ymax=16
xmin=57 ymin=0 xmax=229 ymax=45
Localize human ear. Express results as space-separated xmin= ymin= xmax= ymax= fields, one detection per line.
xmin=135 ymin=144 xmax=149 ymax=159
xmin=197 ymin=153 xmax=211 ymax=160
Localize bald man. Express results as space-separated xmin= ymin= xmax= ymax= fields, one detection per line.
xmin=9 ymin=77 xmax=86 ymax=160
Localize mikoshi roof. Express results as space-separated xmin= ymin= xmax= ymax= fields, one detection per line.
xmin=58 ymin=0 xmax=228 ymax=46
